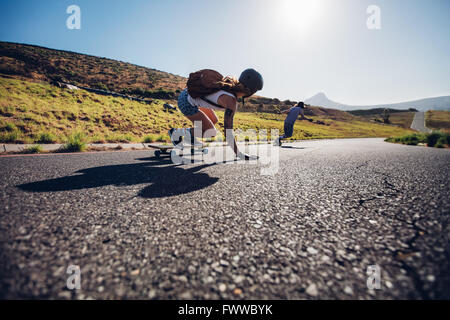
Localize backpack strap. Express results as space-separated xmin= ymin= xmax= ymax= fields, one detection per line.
xmin=201 ymin=91 xmax=240 ymax=110
xmin=201 ymin=97 xmax=225 ymax=109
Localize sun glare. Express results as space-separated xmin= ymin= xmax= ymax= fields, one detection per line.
xmin=278 ymin=0 xmax=321 ymax=35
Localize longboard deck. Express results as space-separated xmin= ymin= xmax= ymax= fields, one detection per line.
xmin=147 ymin=144 xmax=206 ymax=150
xmin=147 ymin=144 xmax=208 ymax=158
xmin=147 ymin=144 xmax=174 ymax=150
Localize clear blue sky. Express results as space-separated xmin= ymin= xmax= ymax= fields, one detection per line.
xmin=1 ymin=0 xmax=449 ymax=104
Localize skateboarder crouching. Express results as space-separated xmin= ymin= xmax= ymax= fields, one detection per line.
xmin=169 ymin=69 xmax=264 ymax=160
xmin=274 ymin=102 xmax=312 ymax=146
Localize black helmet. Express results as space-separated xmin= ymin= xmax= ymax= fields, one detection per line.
xmin=239 ymin=68 xmax=263 ymax=95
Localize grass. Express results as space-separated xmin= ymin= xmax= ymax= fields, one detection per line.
xmin=143 ymin=134 xmax=169 ymax=143
xmin=0 ymin=76 xmax=189 ymax=143
xmin=58 ymin=132 xmax=86 ymax=152
xmin=143 ymin=134 xmax=157 ymax=143
xmin=388 ymin=112 xmax=416 ymax=128
xmin=155 ymin=134 xmax=169 ymax=142
xmin=0 ymin=121 xmax=21 ymax=142
xmin=426 ymin=111 xmax=450 ymax=132
xmin=355 ymin=111 xmax=416 ymax=128
xmin=36 ymin=132 xmax=57 ymax=143
xmin=3 ymin=122 xmax=17 ymax=132
xmin=386 ymin=131 xmax=449 ymax=148
xmin=105 ymin=133 xmax=136 ymax=143
xmin=224 ymin=111 xmax=414 ymax=141
xmin=426 ymin=132 xmax=450 ymax=148
xmin=0 ymin=130 xmax=20 ymax=143
xmin=0 ymin=76 xmax=415 ymax=147
xmin=386 ymin=133 xmax=426 ymax=145
xmin=21 ymin=145 xmax=43 ymax=154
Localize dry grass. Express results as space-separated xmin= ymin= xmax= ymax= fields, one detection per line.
xmin=388 ymin=112 xmax=416 ymax=128
xmin=228 ymin=111 xmax=414 ymax=141
xmin=426 ymin=111 xmax=450 ymax=132
xmin=352 ymin=111 xmax=415 ymax=128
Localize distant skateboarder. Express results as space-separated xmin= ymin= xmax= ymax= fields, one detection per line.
xmin=274 ymin=102 xmax=312 ymax=146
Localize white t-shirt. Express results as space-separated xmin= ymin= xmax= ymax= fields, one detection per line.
xmin=187 ymin=90 xmax=237 ymax=110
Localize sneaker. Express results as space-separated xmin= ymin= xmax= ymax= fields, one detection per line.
xmin=273 ymin=138 xmax=282 ymax=146
xmin=168 ymin=128 xmax=184 ymax=148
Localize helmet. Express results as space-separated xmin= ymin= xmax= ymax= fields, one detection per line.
xmin=239 ymin=68 xmax=263 ymax=94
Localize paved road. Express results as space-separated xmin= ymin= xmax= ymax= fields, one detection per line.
xmin=0 ymin=138 xmax=448 ymax=299
xmin=411 ymin=112 xmax=432 ymax=133
xmin=1 ymin=143 xmax=149 ymax=153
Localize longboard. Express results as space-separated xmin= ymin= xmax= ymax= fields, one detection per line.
xmin=147 ymin=143 xmax=208 ymax=158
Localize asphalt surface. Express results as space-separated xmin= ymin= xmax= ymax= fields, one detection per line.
xmin=1 ymin=143 xmax=148 ymax=153
xmin=0 ymin=138 xmax=448 ymax=299
xmin=410 ymin=111 xmax=432 ymax=133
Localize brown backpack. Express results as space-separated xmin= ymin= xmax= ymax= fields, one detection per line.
xmin=186 ymin=69 xmax=228 ymax=99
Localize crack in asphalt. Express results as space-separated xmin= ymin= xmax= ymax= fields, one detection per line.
xmin=355 ymin=165 xmax=431 ymax=299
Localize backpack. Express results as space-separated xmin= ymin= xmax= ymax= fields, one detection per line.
xmin=186 ymin=69 xmax=227 ymax=99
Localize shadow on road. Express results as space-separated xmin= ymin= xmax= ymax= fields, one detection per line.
xmin=281 ymin=146 xmax=305 ymax=150
xmin=17 ymin=155 xmax=219 ymax=198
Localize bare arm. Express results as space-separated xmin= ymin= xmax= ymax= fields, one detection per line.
xmin=299 ymin=114 xmax=309 ymax=120
xmin=298 ymin=109 xmax=312 ymax=121
xmin=224 ymin=108 xmax=239 ymax=155
xmin=218 ymin=95 xmax=258 ymax=160
xmin=218 ymin=95 xmax=239 ymax=155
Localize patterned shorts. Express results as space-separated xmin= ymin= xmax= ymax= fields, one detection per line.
xmin=177 ymin=89 xmax=199 ymax=116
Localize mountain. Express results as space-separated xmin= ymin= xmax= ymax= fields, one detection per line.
xmin=305 ymin=93 xmax=343 ymax=109
xmin=305 ymin=92 xmax=450 ymax=112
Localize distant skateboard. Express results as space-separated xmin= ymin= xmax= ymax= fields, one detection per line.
xmin=147 ymin=144 xmax=208 ymax=158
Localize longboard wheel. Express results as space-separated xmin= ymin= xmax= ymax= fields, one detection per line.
xmin=170 ymin=150 xmax=183 ymax=157
xmin=202 ymin=148 xmax=208 ymax=155
xmin=154 ymin=150 xmax=161 ymax=158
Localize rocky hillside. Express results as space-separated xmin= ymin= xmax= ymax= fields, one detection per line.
xmin=0 ymin=41 xmax=185 ymax=100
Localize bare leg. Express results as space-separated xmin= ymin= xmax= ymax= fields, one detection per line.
xmin=198 ymin=107 xmax=218 ymax=125
xmin=186 ymin=110 xmax=217 ymax=139
xmin=169 ymin=110 xmax=218 ymax=147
